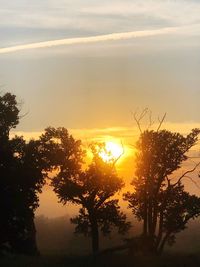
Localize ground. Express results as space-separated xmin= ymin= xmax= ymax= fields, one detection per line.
xmin=1 ymin=252 xmax=200 ymax=267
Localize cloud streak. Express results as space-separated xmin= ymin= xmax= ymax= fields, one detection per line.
xmin=0 ymin=27 xmax=178 ymax=54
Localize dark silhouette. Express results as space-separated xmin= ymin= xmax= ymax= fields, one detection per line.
xmin=0 ymin=92 xmax=20 ymax=252
xmin=1 ymin=92 xmax=200 ymax=265
xmin=124 ymin=128 xmax=200 ymax=254
xmin=0 ymin=93 xmax=54 ymax=254
xmin=45 ymin=132 xmax=131 ymax=255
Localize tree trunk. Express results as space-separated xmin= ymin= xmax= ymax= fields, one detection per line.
xmin=152 ymin=200 xmax=158 ymax=235
xmin=13 ymin=215 xmax=39 ymax=255
xmin=155 ymin=210 xmax=163 ymax=252
xmin=148 ymin=197 xmax=156 ymax=253
xmin=143 ymin=186 xmax=148 ymax=237
xmin=157 ymin=232 xmax=170 ymax=255
xmin=148 ymin=197 xmax=153 ymax=236
xmin=89 ymin=212 xmax=99 ymax=255
xmin=91 ymin=222 xmax=99 ymax=254
xmin=25 ymin=216 xmax=39 ymax=255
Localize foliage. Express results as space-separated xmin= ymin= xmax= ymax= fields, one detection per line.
xmin=0 ymin=93 xmax=51 ymax=254
xmin=124 ymin=129 xmax=200 ymax=254
xmin=0 ymin=93 xmax=19 ymax=138
xmin=2 ymin=92 xmax=200 ymax=258
xmin=50 ymin=138 xmax=130 ymax=254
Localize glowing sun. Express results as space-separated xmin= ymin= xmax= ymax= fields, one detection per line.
xmin=99 ymin=141 xmax=124 ymax=162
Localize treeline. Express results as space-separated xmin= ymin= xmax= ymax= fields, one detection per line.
xmin=1 ymin=92 xmax=200 ymax=257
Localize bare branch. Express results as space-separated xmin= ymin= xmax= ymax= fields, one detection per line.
xmin=112 ymin=140 xmax=125 ymax=166
xmin=157 ymin=113 xmax=166 ymax=132
xmin=147 ymin=110 xmax=155 ymax=130
xmin=184 ymin=175 xmax=200 ymax=190
xmin=172 ymin=162 xmax=200 ymax=187
xmin=132 ymin=108 xmax=148 ymax=133
xmin=19 ymin=110 xmax=29 ymax=119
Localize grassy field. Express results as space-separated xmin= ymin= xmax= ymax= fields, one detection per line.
xmin=1 ymin=252 xmax=200 ymax=267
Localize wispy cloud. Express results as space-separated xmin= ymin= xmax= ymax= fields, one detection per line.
xmin=0 ymin=27 xmax=178 ymax=54
xmin=11 ymin=122 xmax=200 ymax=141
xmin=1 ymin=0 xmax=200 ymax=48
xmin=1 ymin=1 xmax=200 ymax=30
xmin=82 ymin=0 xmax=200 ymax=25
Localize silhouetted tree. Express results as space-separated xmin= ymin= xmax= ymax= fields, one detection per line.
xmin=0 ymin=93 xmax=53 ymax=254
xmin=0 ymin=93 xmax=20 ymax=251
xmin=48 ymin=134 xmax=130 ymax=255
xmin=124 ymin=128 xmax=200 ymax=254
xmin=0 ymin=93 xmax=19 ymax=139
xmin=7 ymin=137 xmax=50 ymax=254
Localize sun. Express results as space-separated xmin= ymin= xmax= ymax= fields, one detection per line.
xmin=99 ymin=141 xmax=124 ymax=162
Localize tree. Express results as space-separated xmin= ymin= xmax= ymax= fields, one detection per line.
xmin=6 ymin=137 xmax=49 ymax=254
xmin=124 ymin=128 xmax=200 ymax=254
xmin=0 ymin=93 xmax=53 ymax=254
xmin=0 ymin=93 xmax=21 ymax=251
xmin=49 ymin=133 xmax=130 ymax=255
xmin=0 ymin=92 xmax=19 ymax=139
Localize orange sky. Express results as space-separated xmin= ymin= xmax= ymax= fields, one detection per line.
xmin=14 ymin=121 xmax=196 ymax=218
xmin=2 ymin=0 xmax=200 ymax=219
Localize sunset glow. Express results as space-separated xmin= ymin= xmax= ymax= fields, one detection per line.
xmin=99 ymin=141 xmax=124 ymax=162
xmin=1 ymin=1 xmax=200 ymax=262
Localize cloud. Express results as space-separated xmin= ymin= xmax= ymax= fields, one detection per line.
xmin=0 ymin=27 xmax=178 ymax=54
xmin=1 ymin=0 xmax=200 ymax=30
xmin=11 ymin=122 xmax=200 ymax=141
xmin=11 ymin=122 xmax=200 ymax=186
xmin=1 ymin=0 xmax=200 ymax=48
xmin=82 ymin=0 xmax=200 ymax=25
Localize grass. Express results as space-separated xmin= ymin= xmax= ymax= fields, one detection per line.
xmin=1 ymin=252 xmax=200 ymax=267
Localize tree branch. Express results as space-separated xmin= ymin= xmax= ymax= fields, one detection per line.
xmin=184 ymin=175 xmax=200 ymax=190
xmin=172 ymin=162 xmax=200 ymax=187
xmin=157 ymin=113 xmax=166 ymax=132
xmin=112 ymin=140 xmax=125 ymax=167
xmin=132 ymin=108 xmax=148 ymax=134
xmin=147 ymin=110 xmax=155 ymax=130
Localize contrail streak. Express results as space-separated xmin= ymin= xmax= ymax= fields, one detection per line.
xmin=0 ymin=27 xmax=178 ymax=54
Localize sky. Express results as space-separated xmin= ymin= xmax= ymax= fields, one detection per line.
xmin=0 ymin=0 xmax=200 ymax=131
xmin=1 ymin=0 xmax=200 ymax=217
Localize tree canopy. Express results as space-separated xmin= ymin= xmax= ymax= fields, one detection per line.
xmin=1 ymin=92 xmax=200 ymax=258
xmin=124 ymin=128 xmax=200 ymax=254
xmin=48 ymin=134 xmax=130 ymax=254
xmin=0 ymin=93 xmax=54 ymax=254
